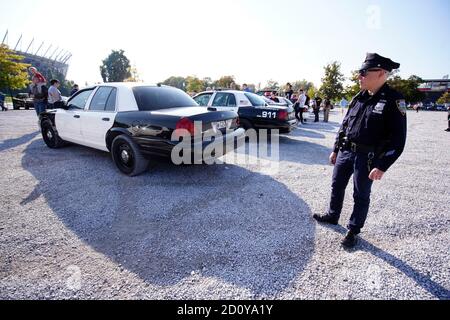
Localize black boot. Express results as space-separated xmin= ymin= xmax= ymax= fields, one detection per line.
xmin=312 ymin=213 xmax=339 ymax=225
xmin=341 ymin=231 xmax=357 ymax=248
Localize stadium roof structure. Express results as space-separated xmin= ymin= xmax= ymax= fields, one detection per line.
xmin=2 ymin=30 xmax=71 ymax=78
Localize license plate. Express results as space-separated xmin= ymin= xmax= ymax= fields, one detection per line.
xmin=214 ymin=120 xmax=227 ymax=130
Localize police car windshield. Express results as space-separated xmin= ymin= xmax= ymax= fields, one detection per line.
xmin=133 ymin=86 xmax=198 ymax=111
xmin=244 ymin=92 xmax=266 ymax=107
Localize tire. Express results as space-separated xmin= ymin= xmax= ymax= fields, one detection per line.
xmin=111 ymin=135 xmax=149 ymax=176
xmin=41 ymin=121 xmax=64 ymax=148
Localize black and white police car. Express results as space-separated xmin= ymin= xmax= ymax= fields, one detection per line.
xmin=39 ymin=83 xmax=245 ymax=176
xmin=193 ymin=90 xmax=297 ymax=133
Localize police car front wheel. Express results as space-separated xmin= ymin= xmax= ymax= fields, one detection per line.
xmin=41 ymin=121 xmax=64 ymax=149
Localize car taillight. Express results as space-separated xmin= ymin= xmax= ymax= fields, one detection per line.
xmin=236 ymin=117 xmax=240 ymax=127
xmin=278 ymin=110 xmax=288 ymax=120
xmin=174 ymin=117 xmax=197 ymax=138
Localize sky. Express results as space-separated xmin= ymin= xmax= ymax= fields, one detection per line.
xmin=1 ymin=0 xmax=449 ymax=88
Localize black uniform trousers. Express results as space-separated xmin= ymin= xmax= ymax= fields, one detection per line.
xmin=313 ymin=110 xmax=320 ymax=122
xmin=328 ymin=150 xmax=374 ymax=234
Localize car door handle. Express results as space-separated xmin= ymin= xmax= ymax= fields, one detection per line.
xmin=102 ymin=118 xmax=110 ymax=122
xmin=74 ymin=115 xmax=80 ymax=119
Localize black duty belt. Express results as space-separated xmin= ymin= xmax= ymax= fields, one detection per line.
xmin=342 ymin=141 xmax=376 ymax=154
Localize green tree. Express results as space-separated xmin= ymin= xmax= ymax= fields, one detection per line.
xmin=437 ymin=92 xmax=450 ymax=105
xmin=265 ymin=79 xmax=279 ymax=91
xmin=307 ymin=86 xmax=317 ymax=99
xmin=162 ymin=76 xmax=186 ymax=91
xmin=0 ymin=44 xmax=30 ymax=92
xmin=202 ymin=77 xmax=213 ymax=90
xmin=319 ymin=61 xmax=345 ymax=100
xmin=186 ymin=76 xmax=204 ymax=93
xmin=214 ymin=76 xmax=236 ymax=89
xmin=100 ymin=49 xmax=131 ymax=82
xmin=387 ymin=75 xmax=425 ymax=103
xmin=292 ymin=80 xmax=315 ymax=93
xmin=343 ymin=70 xmax=360 ymax=101
xmin=124 ymin=65 xmax=141 ymax=82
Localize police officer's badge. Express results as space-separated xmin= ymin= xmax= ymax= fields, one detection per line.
xmin=396 ymin=100 xmax=407 ymax=116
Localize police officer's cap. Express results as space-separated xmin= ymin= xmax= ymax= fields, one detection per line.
xmin=359 ymin=53 xmax=400 ymax=72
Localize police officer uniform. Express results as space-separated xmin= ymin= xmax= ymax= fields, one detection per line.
xmin=313 ymin=53 xmax=407 ymax=248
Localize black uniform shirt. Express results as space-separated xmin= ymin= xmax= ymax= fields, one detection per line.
xmin=334 ymin=83 xmax=407 ymax=172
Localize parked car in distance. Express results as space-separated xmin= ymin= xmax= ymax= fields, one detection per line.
xmin=12 ymin=93 xmax=34 ymax=110
xmin=193 ymin=90 xmax=297 ymax=133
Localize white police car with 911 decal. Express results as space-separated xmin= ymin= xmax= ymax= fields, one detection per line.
xmin=193 ymin=90 xmax=297 ymax=133
xmin=39 ymin=83 xmax=245 ymax=176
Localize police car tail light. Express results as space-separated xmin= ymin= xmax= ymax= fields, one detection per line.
xmin=174 ymin=117 xmax=197 ymax=138
xmin=236 ymin=117 xmax=240 ymax=127
xmin=278 ymin=110 xmax=288 ymax=120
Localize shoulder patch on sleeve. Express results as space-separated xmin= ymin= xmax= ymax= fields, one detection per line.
xmin=396 ymin=99 xmax=407 ymax=116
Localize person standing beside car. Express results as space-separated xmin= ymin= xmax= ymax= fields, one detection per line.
xmin=70 ymin=84 xmax=79 ymax=96
xmin=270 ymin=92 xmax=280 ymax=103
xmin=313 ymin=95 xmax=322 ymax=122
xmin=295 ymin=89 xmax=307 ymax=124
xmin=48 ymin=79 xmax=63 ymax=109
xmin=323 ymin=98 xmax=332 ymax=122
xmin=29 ymin=74 xmax=48 ymax=116
xmin=285 ymin=83 xmax=294 ymax=100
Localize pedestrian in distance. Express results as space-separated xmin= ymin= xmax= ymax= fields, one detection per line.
xmin=313 ymin=95 xmax=322 ymax=122
xmin=0 ymin=91 xmax=7 ymax=111
xmin=323 ymin=98 xmax=332 ymax=122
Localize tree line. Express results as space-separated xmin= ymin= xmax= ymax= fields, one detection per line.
xmin=0 ymin=46 xmax=440 ymax=104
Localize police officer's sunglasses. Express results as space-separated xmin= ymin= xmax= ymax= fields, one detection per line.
xmin=359 ymin=68 xmax=383 ymax=77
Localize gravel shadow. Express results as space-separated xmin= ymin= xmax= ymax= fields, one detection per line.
xmin=320 ymin=224 xmax=450 ymax=300
xmin=21 ymin=139 xmax=316 ymax=298
xmin=0 ymin=131 xmax=40 ymax=152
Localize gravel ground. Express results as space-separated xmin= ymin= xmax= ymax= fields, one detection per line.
xmin=0 ymin=109 xmax=449 ymax=300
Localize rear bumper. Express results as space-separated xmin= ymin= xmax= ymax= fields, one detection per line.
xmin=176 ymin=128 xmax=246 ymax=160
xmin=134 ymin=128 xmax=246 ymax=160
xmin=255 ymin=119 xmax=298 ymax=132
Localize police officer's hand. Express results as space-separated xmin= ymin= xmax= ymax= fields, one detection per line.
xmin=369 ymin=168 xmax=385 ymax=181
xmin=329 ymin=152 xmax=337 ymax=165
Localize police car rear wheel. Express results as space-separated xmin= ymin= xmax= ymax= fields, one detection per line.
xmin=111 ymin=135 xmax=149 ymax=176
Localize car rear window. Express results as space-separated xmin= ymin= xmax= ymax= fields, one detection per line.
xmin=133 ymin=86 xmax=198 ymax=111
xmin=244 ymin=92 xmax=266 ymax=107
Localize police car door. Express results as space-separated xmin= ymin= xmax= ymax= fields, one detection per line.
xmin=81 ymin=86 xmax=117 ymax=151
xmin=56 ymin=88 xmax=95 ymax=144
xmin=210 ymin=92 xmax=239 ymax=113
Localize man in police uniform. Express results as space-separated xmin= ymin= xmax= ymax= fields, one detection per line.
xmin=313 ymin=53 xmax=407 ymax=248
